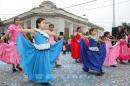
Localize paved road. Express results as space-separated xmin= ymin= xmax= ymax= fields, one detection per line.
xmin=0 ymin=53 xmax=130 ymax=86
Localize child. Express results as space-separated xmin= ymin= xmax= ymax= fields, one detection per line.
xmin=16 ymin=18 xmax=63 ymax=85
xmin=118 ymin=27 xmax=130 ymax=64
xmin=70 ymin=27 xmax=82 ymax=63
xmin=80 ymin=28 xmax=106 ymax=76
xmin=0 ymin=17 xmax=23 ymax=72
xmin=104 ymin=31 xmax=120 ymax=67
xmin=62 ymin=42 xmax=66 ymax=54
xmin=48 ymin=24 xmax=61 ymax=68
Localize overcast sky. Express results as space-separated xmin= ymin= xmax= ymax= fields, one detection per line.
xmin=0 ymin=0 xmax=130 ymax=31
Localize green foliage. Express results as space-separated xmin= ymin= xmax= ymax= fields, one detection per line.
xmin=64 ymin=33 xmax=69 ymax=40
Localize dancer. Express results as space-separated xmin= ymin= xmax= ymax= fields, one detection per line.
xmin=118 ymin=27 xmax=130 ymax=64
xmin=83 ymin=32 xmax=90 ymax=47
xmin=16 ymin=18 xmax=63 ymax=85
xmin=80 ymin=28 xmax=106 ymax=76
xmin=48 ymin=24 xmax=61 ymax=68
xmin=0 ymin=17 xmax=23 ymax=72
xmin=104 ymin=31 xmax=120 ymax=67
xmin=70 ymin=27 xmax=82 ymax=63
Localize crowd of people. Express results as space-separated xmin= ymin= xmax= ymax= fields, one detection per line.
xmin=70 ymin=26 xmax=130 ymax=76
xmin=0 ymin=17 xmax=130 ymax=86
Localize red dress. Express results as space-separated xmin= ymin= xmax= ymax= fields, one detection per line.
xmin=70 ymin=33 xmax=81 ymax=59
xmin=84 ymin=38 xmax=90 ymax=48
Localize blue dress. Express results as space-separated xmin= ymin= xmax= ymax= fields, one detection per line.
xmin=16 ymin=29 xmax=63 ymax=83
xmin=80 ymin=37 xmax=106 ymax=73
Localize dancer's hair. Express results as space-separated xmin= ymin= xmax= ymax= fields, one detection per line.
xmin=89 ymin=28 xmax=96 ymax=35
xmin=49 ymin=24 xmax=54 ymax=28
xmin=13 ymin=16 xmax=20 ymax=23
xmin=36 ymin=18 xmax=45 ymax=28
xmin=118 ymin=27 xmax=127 ymax=39
xmin=76 ymin=27 xmax=81 ymax=32
xmin=104 ymin=31 xmax=110 ymax=37
xmin=86 ymin=32 xmax=89 ymax=36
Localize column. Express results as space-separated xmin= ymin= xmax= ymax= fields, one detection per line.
xmin=57 ymin=18 xmax=65 ymax=34
xmin=69 ymin=23 xmax=73 ymax=37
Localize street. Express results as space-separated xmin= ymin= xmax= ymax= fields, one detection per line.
xmin=0 ymin=53 xmax=130 ymax=86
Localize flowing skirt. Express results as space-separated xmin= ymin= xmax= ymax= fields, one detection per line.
xmin=118 ymin=39 xmax=130 ymax=60
xmin=80 ymin=39 xmax=106 ymax=72
xmin=0 ymin=42 xmax=20 ymax=64
xmin=104 ymin=42 xmax=120 ymax=66
xmin=16 ymin=33 xmax=63 ymax=83
xmin=70 ymin=39 xmax=80 ymax=59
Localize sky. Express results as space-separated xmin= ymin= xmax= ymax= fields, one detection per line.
xmin=0 ymin=0 xmax=130 ymax=32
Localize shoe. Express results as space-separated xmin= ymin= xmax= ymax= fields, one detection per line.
xmin=55 ymin=64 xmax=61 ymax=68
xmin=12 ymin=68 xmax=17 ymax=73
xmin=41 ymin=83 xmax=52 ymax=86
xmin=120 ymin=61 xmax=127 ymax=64
xmin=128 ymin=60 xmax=130 ymax=63
xmin=75 ymin=60 xmax=80 ymax=63
xmin=82 ymin=68 xmax=89 ymax=72
xmin=110 ymin=65 xmax=117 ymax=67
xmin=96 ymin=72 xmax=104 ymax=76
xmin=16 ymin=65 xmax=23 ymax=72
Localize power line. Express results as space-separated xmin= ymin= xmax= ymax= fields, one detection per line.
xmin=0 ymin=0 xmax=97 ymax=15
xmin=0 ymin=0 xmax=130 ymax=15
xmin=63 ymin=0 xmax=115 ymax=9
xmin=63 ymin=0 xmax=97 ymax=9
xmin=0 ymin=0 xmax=96 ymax=15
xmin=0 ymin=0 xmax=109 ymax=15
xmin=85 ymin=0 xmax=130 ymax=10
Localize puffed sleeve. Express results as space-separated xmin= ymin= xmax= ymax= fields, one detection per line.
xmin=7 ymin=24 xmax=15 ymax=33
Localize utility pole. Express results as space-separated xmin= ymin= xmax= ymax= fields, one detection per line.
xmin=112 ymin=0 xmax=116 ymax=27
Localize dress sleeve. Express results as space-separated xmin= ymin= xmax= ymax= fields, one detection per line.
xmin=7 ymin=25 xmax=14 ymax=33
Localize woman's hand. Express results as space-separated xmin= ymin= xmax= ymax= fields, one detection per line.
xmin=18 ymin=29 xmax=22 ymax=32
xmin=1 ymin=36 xmax=4 ymax=40
xmin=18 ymin=29 xmax=35 ymax=33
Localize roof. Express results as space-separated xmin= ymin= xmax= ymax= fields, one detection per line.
xmin=3 ymin=0 xmax=104 ymax=30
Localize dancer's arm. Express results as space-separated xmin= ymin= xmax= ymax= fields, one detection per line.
xmin=18 ymin=29 xmax=35 ymax=34
xmin=98 ymin=37 xmax=105 ymax=42
xmin=54 ymin=33 xmax=59 ymax=41
xmin=1 ymin=31 xmax=10 ymax=40
xmin=83 ymin=35 xmax=90 ymax=39
xmin=43 ymin=30 xmax=58 ymax=40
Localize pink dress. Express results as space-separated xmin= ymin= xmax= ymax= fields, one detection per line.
xmin=118 ymin=38 xmax=130 ymax=60
xmin=0 ymin=24 xmax=22 ymax=64
xmin=49 ymin=32 xmax=56 ymax=44
xmin=104 ymin=38 xmax=120 ymax=66
xmin=49 ymin=32 xmax=60 ymax=60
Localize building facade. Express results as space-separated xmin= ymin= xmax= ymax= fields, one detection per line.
xmin=2 ymin=1 xmax=104 ymax=37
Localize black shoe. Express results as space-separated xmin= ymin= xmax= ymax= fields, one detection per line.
xmin=41 ymin=83 xmax=52 ymax=86
xmin=16 ymin=66 xmax=23 ymax=72
xmin=96 ymin=72 xmax=104 ymax=76
xmin=110 ymin=65 xmax=117 ymax=67
xmin=83 ymin=68 xmax=89 ymax=72
xmin=120 ymin=61 xmax=127 ymax=64
xmin=55 ymin=64 xmax=61 ymax=68
xmin=128 ymin=60 xmax=130 ymax=63
xmin=75 ymin=60 xmax=80 ymax=63
xmin=12 ymin=68 xmax=17 ymax=73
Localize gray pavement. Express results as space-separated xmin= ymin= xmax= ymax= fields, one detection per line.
xmin=0 ymin=53 xmax=130 ymax=86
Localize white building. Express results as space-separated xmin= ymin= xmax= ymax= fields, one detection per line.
xmin=2 ymin=1 xmax=104 ymax=37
